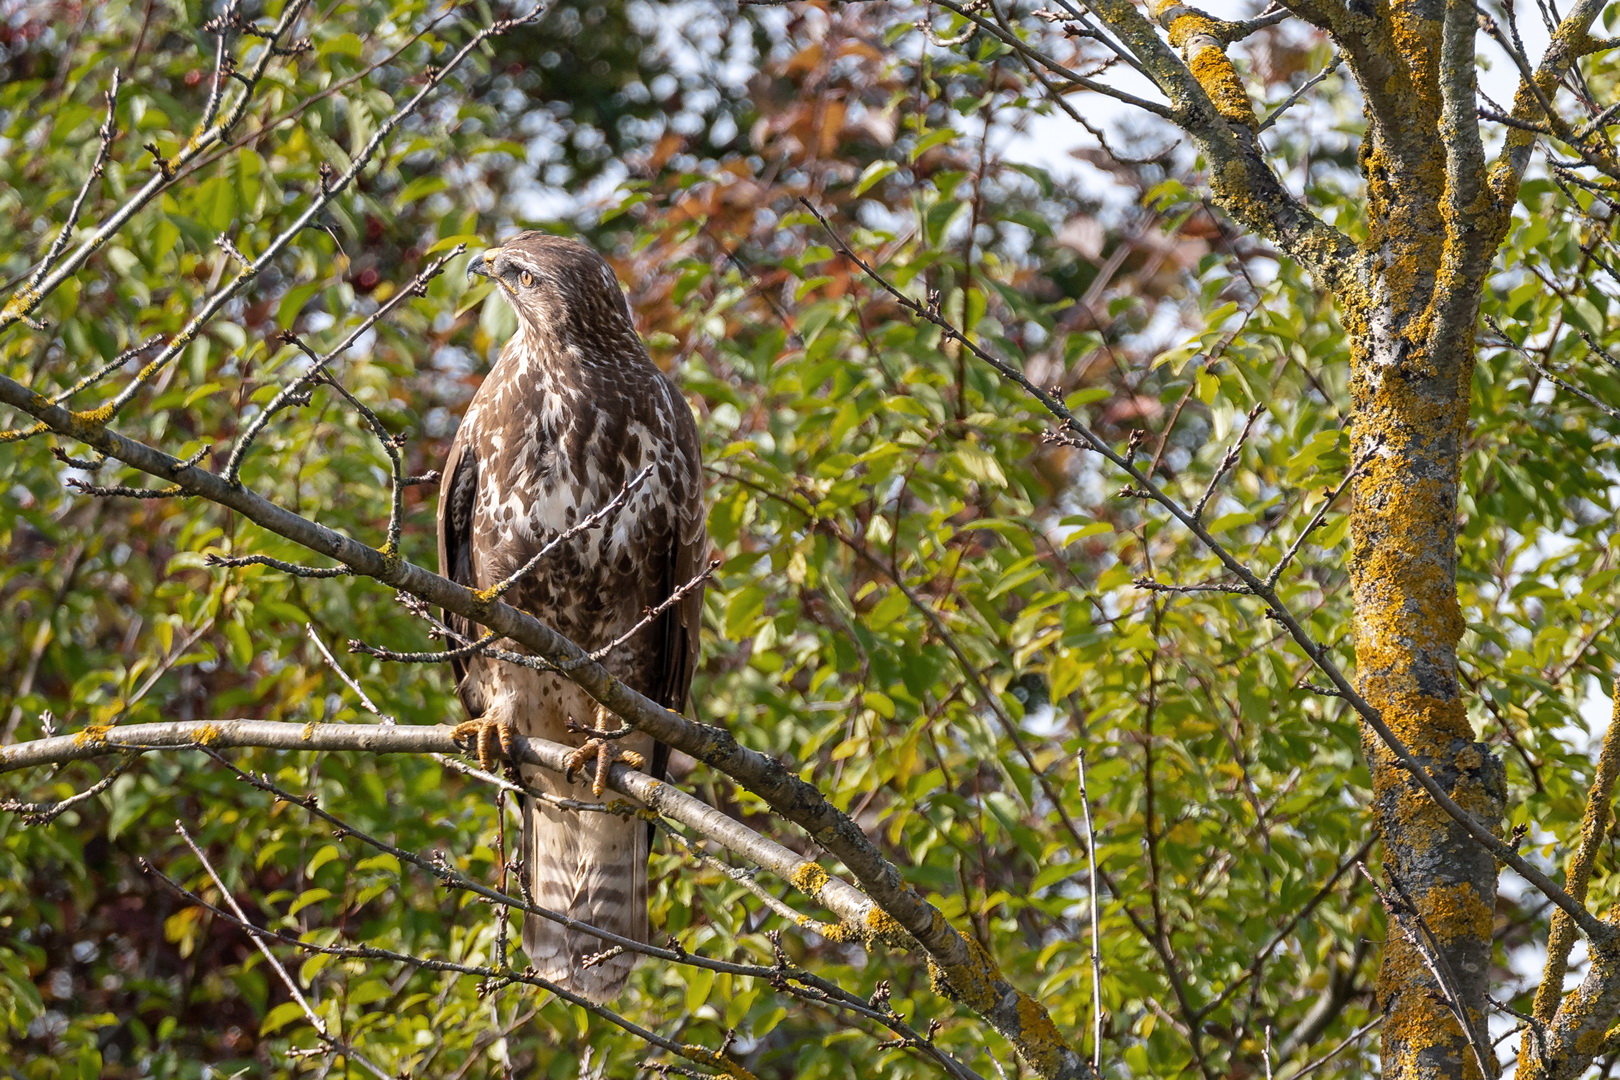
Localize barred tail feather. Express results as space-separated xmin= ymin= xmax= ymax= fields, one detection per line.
xmin=520 ymin=783 xmax=648 ymax=1003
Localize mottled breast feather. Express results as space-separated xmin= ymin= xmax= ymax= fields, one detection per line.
xmin=436 ymin=232 xmax=706 ymax=741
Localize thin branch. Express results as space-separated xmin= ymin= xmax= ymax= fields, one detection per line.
xmin=930 ymin=0 xmax=1177 ymax=118
xmin=1257 ymin=54 xmax=1342 ymax=133
xmin=1361 ymin=864 xmax=1499 ymax=1079
xmin=480 ymin=465 xmax=654 ymax=605
xmin=561 ymin=559 xmax=720 ymax=668
xmin=350 ymin=629 xmax=500 ymax=664
xmin=0 ymin=720 xmax=874 ymax=954
xmin=304 ymin=623 xmax=393 ymax=723
xmin=0 ymin=756 xmax=135 ymax=825
xmin=1488 ymin=316 xmax=1620 ymax=421
xmin=1075 ymin=746 xmax=1105 ymax=1074
xmin=27 ymin=68 xmax=123 ymax=295
xmin=1532 ymin=689 xmax=1620 ymax=1021
xmin=65 ymin=477 xmax=182 ymax=499
xmin=208 ymin=553 xmax=352 ymax=578
xmin=142 ymin=856 xmax=757 ymax=1078
xmin=222 ymin=247 xmax=464 ymax=484
xmin=1133 ymin=576 xmax=1251 ymax=595
xmin=1 ymin=0 xmax=311 ymax=333
xmin=1265 ymin=448 xmax=1366 ymax=588
xmin=89 ymin=3 xmax=550 ymax=425
xmin=1192 ymin=403 xmax=1265 ymax=520
xmin=1284 ymin=1017 xmax=1381 ymax=1079
xmin=173 ymin=821 xmax=393 ymax=1080
xmin=0 ymin=376 xmax=1083 ymax=1076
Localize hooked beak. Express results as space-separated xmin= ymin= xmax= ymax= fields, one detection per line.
xmin=467 ymin=248 xmax=499 ymax=282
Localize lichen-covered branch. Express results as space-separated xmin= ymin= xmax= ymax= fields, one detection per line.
xmin=1490 ymin=0 xmax=1611 ymax=199
xmin=1036 ymin=0 xmax=1362 ymax=288
xmin=1517 ymin=694 xmax=1620 ymax=1079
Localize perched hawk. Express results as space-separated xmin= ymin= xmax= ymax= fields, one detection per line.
xmin=438 ymin=232 xmax=706 ymax=1001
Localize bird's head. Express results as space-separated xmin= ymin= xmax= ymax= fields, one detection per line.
xmin=466 ymin=232 xmax=637 ymax=352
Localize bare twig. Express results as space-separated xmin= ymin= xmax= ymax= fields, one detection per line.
xmin=1 ymin=0 xmax=311 ymax=335
xmin=172 ymin=821 xmax=393 ymax=1080
xmin=561 ymin=559 xmax=720 ymax=668
xmin=1257 ymin=55 xmax=1343 ymax=133
xmin=1192 ymin=403 xmax=1265 ymax=520
xmin=1264 ymin=449 xmax=1367 ymax=588
xmin=1360 ymin=864 xmax=1498 ymax=1078
xmin=1076 ymin=746 xmax=1105 ymax=1074
xmin=1283 ymin=1017 xmax=1380 ymax=1079
xmin=27 ymin=68 xmax=124 ymax=295
xmin=223 ymin=248 xmax=464 ymax=484
xmin=142 ymin=854 xmax=758 ymax=1078
xmin=0 ymin=756 xmax=135 ymax=825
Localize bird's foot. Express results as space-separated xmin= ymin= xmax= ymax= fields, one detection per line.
xmin=451 ymin=717 xmax=516 ymax=771
xmin=562 ymin=737 xmax=646 ymax=797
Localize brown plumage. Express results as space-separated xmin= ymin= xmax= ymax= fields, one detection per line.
xmin=437 ymin=232 xmax=705 ymax=1001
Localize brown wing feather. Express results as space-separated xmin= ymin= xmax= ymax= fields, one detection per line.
xmin=436 ymin=436 xmax=484 ymax=718
xmin=647 ymin=511 xmax=705 ymax=783
xmin=644 ymin=384 xmax=707 ymax=784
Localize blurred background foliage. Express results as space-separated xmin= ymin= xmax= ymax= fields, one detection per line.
xmin=1 ymin=0 xmax=1618 ymax=1077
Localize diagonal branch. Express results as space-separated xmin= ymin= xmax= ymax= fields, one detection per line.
xmin=0 ymin=718 xmax=984 ymax=1080
xmin=1491 ymin=0 xmax=1612 ymax=198
xmin=0 ymin=719 xmax=870 ymax=942
xmin=141 ymin=855 xmax=762 ymax=1078
xmin=0 ymin=351 xmax=1087 ymax=1079
xmin=174 ymin=820 xmax=393 ymax=1080
xmin=88 ymin=5 xmax=553 ymax=426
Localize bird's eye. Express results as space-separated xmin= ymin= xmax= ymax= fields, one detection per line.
xmin=519 ymin=270 xmax=534 ymax=288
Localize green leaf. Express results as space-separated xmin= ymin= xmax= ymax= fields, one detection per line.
xmin=193 ymin=175 xmax=237 ymax=233
xmin=278 ymin=281 xmax=325 ymax=328
xmin=683 ymin=966 xmax=716 ymax=1014
xmin=224 ymin=618 xmax=255 ymax=669
xmin=260 ymin=1000 xmax=308 ymax=1036
xmin=305 ymin=844 xmax=341 ymax=879
xmin=286 ymin=888 xmax=333 ymax=917
xmin=854 ymin=160 xmax=899 ymax=196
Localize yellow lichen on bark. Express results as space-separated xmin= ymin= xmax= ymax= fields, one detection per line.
xmin=788 ymin=860 xmax=829 ymax=895
xmin=1381 ymin=968 xmax=1484 ymax=1079
xmin=864 ymin=905 xmax=904 ymax=938
xmin=684 ymin=1045 xmax=762 ymax=1080
xmin=73 ymin=724 xmax=112 ymax=747
xmin=1340 ymin=258 xmax=1502 ymax=1080
xmin=1149 ymin=1 xmax=1257 ymax=128
xmin=1186 ymin=46 xmax=1257 ymax=128
xmin=1418 ymin=882 xmax=1493 ymax=944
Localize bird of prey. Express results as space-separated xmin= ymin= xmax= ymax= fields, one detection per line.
xmin=438 ymin=232 xmax=706 ymax=1001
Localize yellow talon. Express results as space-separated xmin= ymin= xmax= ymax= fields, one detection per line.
xmin=452 ymin=717 xmax=514 ymax=771
xmin=563 ymin=736 xmax=645 ymax=796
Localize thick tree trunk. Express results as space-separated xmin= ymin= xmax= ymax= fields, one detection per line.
xmin=1345 ymin=284 xmax=1505 ymax=1079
